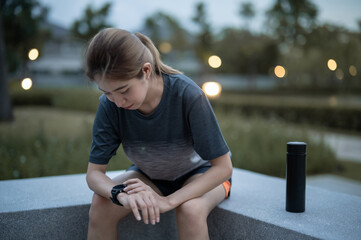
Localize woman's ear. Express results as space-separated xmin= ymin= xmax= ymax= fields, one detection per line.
xmin=142 ymin=62 xmax=152 ymax=79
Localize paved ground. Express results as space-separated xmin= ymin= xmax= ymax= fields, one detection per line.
xmin=308 ymin=132 xmax=361 ymax=197
xmin=323 ymin=133 xmax=361 ymax=163
xmin=307 ymin=174 xmax=361 ymax=197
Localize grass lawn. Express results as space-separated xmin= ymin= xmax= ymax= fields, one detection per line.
xmin=0 ymin=107 xmax=95 ymax=139
xmin=0 ymin=107 xmax=130 ymax=180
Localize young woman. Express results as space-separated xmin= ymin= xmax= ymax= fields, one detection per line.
xmin=85 ymin=28 xmax=232 ymax=240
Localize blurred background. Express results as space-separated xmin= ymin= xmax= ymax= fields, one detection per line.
xmin=0 ymin=0 xmax=361 ymax=194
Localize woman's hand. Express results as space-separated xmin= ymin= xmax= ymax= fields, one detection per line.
xmin=117 ymin=188 xmax=160 ymax=225
xmin=123 ymin=178 xmax=173 ymax=213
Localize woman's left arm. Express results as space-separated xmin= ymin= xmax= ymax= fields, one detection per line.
xmin=166 ymin=152 xmax=232 ymax=209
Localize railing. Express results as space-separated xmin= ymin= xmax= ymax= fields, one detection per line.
xmin=1 ymin=168 xmax=360 ymax=240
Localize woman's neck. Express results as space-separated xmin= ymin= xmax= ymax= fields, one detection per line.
xmin=138 ymin=74 xmax=164 ymax=115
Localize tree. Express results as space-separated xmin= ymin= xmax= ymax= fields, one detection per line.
xmin=192 ymin=2 xmax=213 ymax=70
xmin=71 ymin=2 xmax=113 ymax=41
xmin=239 ymin=2 xmax=255 ymax=30
xmin=143 ymin=12 xmax=189 ymax=53
xmin=0 ymin=10 xmax=13 ymax=121
xmin=0 ymin=0 xmax=49 ymax=122
xmin=266 ymin=0 xmax=318 ymax=46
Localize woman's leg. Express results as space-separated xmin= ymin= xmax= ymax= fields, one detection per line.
xmin=87 ymin=170 xmax=163 ymax=240
xmin=176 ymin=174 xmax=227 ymax=240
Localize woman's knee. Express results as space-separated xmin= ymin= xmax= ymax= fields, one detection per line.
xmin=89 ymin=193 xmax=129 ymax=226
xmin=89 ymin=193 xmax=109 ymax=223
xmin=176 ymin=198 xmax=207 ymax=222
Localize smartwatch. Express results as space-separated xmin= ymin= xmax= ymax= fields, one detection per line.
xmin=110 ymin=184 xmax=127 ymax=206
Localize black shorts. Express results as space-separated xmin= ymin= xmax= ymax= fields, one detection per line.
xmin=127 ymin=164 xmax=232 ymax=197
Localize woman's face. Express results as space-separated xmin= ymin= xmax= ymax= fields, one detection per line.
xmin=94 ymin=74 xmax=149 ymax=110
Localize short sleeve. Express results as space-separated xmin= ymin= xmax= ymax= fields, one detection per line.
xmin=89 ymin=95 xmax=121 ymax=164
xmin=186 ymin=90 xmax=229 ymax=160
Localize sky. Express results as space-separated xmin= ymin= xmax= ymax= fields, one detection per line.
xmin=39 ymin=0 xmax=361 ymax=33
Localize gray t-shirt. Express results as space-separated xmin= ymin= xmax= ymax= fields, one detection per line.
xmin=89 ymin=74 xmax=229 ymax=181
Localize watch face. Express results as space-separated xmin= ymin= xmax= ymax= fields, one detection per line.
xmin=114 ymin=184 xmax=126 ymax=190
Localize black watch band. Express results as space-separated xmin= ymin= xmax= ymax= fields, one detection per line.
xmin=110 ymin=184 xmax=127 ymax=206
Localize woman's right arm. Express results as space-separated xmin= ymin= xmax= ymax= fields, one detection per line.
xmin=86 ymin=162 xmax=160 ymax=224
xmin=86 ymin=162 xmax=115 ymax=199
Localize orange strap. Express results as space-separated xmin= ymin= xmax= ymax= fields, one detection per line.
xmin=222 ymin=180 xmax=231 ymax=198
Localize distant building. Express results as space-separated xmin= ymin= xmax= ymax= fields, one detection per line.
xmin=30 ymin=22 xmax=85 ymax=74
xmin=28 ymin=22 xmax=89 ymax=87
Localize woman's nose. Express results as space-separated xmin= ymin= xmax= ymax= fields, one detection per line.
xmin=113 ymin=95 xmax=126 ymax=108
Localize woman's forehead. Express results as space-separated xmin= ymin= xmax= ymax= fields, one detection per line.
xmin=94 ymin=75 xmax=134 ymax=90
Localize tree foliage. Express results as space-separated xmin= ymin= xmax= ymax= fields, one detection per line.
xmin=70 ymin=2 xmax=113 ymax=41
xmin=266 ymin=0 xmax=318 ymax=45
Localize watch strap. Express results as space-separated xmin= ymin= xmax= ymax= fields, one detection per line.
xmin=110 ymin=184 xmax=126 ymax=206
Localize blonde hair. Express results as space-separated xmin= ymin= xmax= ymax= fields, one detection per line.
xmin=85 ymin=28 xmax=181 ymax=81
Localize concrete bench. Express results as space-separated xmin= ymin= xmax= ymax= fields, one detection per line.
xmin=1 ymin=168 xmax=361 ymax=239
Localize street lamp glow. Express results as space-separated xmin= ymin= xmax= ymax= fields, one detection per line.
xmin=21 ymin=78 xmax=32 ymax=90
xmin=28 ymin=48 xmax=39 ymax=61
xmin=274 ymin=65 xmax=286 ymax=78
xmin=208 ymin=55 xmax=222 ymax=68
xmin=327 ymin=59 xmax=337 ymax=71
xmin=202 ymin=81 xmax=222 ymax=97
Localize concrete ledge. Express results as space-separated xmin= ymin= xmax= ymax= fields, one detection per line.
xmin=1 ymin=168 xmax=361 ymax=239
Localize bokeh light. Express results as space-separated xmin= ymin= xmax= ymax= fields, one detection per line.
xmin=335 ymin=69 xmax=344 ymax=80
xmin=208 ymin=55 xmax=222 ymax=68
xmin=327 ymin=59 xmax=337 ymax=71
xmin=28 ymin=48 xmax=39 ymax=61
xmin=202 ymin=81 xmax=222 ymax=97
xmin=329 ymin=96 xmax=338 ymax=107
xmin=159 ymin=42 xmax=172 ymax=54
xmin=349 ymin=65 xmax=357 ymax=76
xmin=274 ymin=65 xmax=286 ymax=78
xmin=21 ymin=78 xmax=32 ymax=90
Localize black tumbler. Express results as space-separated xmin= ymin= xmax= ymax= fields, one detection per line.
xmin=286 ymin=141 xmax=306 ymax=213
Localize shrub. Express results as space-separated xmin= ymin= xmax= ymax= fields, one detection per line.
xmin=216 ymin=110 xmax=338 ymax=178
xmin=211 ymin=94 xmax=361 ymax=132
xmin=10 ymin=87 xmax=102 ymax=113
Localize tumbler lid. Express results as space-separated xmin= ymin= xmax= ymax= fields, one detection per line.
xmin=287 ymin=141 xmax=306 ymax=154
